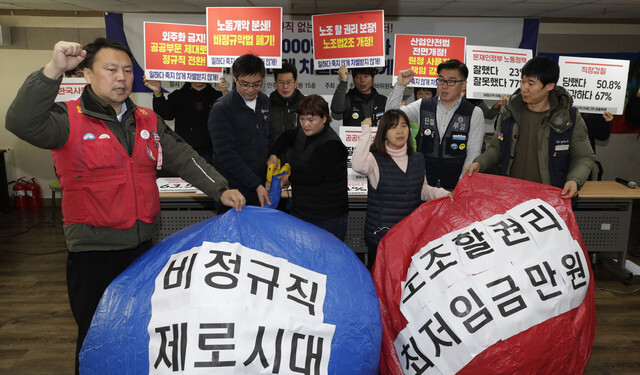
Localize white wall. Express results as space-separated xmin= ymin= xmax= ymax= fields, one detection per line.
xmin=1 ymin=49 xmax=58 ymax=196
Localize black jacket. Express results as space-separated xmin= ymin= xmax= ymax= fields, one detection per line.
xmin=153 ymin=83 xmax=222 ymax=155
xmin=208 ymin=87 xmax=274 ymax=205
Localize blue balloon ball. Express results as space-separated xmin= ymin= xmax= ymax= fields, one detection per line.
xmin=80 ymin=207 xmax=381 ymax=374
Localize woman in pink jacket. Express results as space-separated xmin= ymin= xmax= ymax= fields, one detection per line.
xmin=352 ymin=109 xmax=452 ymax=265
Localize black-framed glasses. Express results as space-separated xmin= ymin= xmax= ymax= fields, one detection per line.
xmin=237 ymin=81 xmax=263 ymax=90
xmin=436 ymin=78 xmax=465 ymax=87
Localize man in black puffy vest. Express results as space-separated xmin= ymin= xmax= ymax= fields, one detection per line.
xmin=386 ymin=59 xmax=485 ymax=189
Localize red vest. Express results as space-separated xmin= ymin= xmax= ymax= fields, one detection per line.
xmin=52 ymin=100 xmax=161 ymax=229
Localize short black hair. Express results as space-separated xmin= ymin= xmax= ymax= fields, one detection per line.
xmin=521 ymin=56 xmax=560 ymax=86
xmin=82 ymin=38 xmax=134 ymax=70
xmin=297 ymin=95 xmax=331 ymax=126
xmin=351 ymin=67 xmax=377 ymax=79
xmin=437 ymin=59 xmax=468 ymax=80
xmin=414 ymin=87 xmax=436 ymax=97
xmin=273 ymin=62 xmax=297 ymax=81
xmin=232 ymin=54 xmax=265 ymax=79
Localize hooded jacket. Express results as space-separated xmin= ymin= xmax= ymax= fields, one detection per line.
xmin=474 ymin=86 xmax=594 ymax=188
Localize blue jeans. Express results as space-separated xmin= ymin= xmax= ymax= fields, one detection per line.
xmin=294 ymin=213 xmax=348 ymax=242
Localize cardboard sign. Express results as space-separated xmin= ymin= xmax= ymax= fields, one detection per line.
xmin=465 ymin=45 xmax=532 ymax=99
xmin=558 ymin=56 xmax=630 ymax=115
xmin=312 ymin=10 xmax=385 ymax=70
xmin=206 ymin=7 xmax=282 ymax=68
xmin=393 ymin=34 xmax=466 ymax=87
xmin=144 ymin=22 xmax=223 ymax=83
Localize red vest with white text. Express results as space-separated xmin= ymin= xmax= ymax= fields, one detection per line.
xmin=52 ymin=99 xmax=160 ymax=229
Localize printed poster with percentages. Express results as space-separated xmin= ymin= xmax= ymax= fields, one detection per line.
xmin=206 ymin=7 xmax=282 ymax=68
xmin=558 ymin=56 xmax=630 ymax=115
xmin=339 ymin=126 xmax=377 ymax=195
xmin=393 ymin=34 xmax=466 ymax=87
xmin=156 ymin=177 xmax=202 ymax=194
xmin=144 ymin=22 xmax=223 ymax=83
xmin=312 ymin=10 xmax=385 ymax=71
xmin=465 ymin=45 xmax=532 ymax=100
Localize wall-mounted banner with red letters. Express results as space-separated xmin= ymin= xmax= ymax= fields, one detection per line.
xmin=393 ymin=34 xmax=466 ymax=87
xmin=465 ymin=45 xmax=532 ymax=100
xmin=558 ymin=56 xmax=630 ymax=115
xmin=312 ymin=10 xmax=385 ymax=71
xmin=206 ymin=7 xmax=282 ymax=68
xmin=144 ymin=22 xmax=223 ymax=83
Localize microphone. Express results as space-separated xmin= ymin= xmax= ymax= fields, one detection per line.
xmin=615 ymin=177 xmax=637 ymax=189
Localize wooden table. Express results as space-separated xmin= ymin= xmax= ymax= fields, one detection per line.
xmin=574 ymin=181 xmax=640 ymax=283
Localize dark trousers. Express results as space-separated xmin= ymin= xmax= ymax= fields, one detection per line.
xmin=294 ymin=213 xmax=349 ymax=242
xmin=66 ymin=240 xmax=153 ymax=374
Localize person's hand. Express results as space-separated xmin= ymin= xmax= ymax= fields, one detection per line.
xmin=602 ymin=111 xmax=614 ymax=122
xmin=266 ymin=154 xmax=278 ymax=168
xmin=561 ymin=180 xmax=579 ymax=199
xmin=462 ymin=162 xmax=481 ymax=176
xmin=256 ymin=185 xmax=271 ymax=207
xmin=218 ymin=76 xmax=229 ymax=94
xmin=338 ymin=65 xmax=349 ymax=82
xmin=493 ymin=94 xmax=508 ymax=109
xmin=278 ymin=173 xmax=290 ymax=187
xmin=447 ymin=193 xmax=454 ymax=201
xmin=361 ymin=117 xmax=372 ymax=128
xmin=143 ymin=76 xmax=162 ymax=95
xmin=43 ymin=41 xmax=86 ymax=80
xmin=396 ymin=69 xmax=415 ymax=87
xmin=220 ymin=189 xmax=246 ymax=212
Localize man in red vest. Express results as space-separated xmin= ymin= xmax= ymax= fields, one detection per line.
xmin=5 ymin=38 xmax=245 ymax=373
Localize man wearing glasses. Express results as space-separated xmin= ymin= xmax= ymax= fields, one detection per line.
xmin=208 ymin=54 xmax=275 ymax=209
xmin=386 ymin=59 xmax=484 ymax=189
xmin=270 ymin=62 xmax=305 ymax=141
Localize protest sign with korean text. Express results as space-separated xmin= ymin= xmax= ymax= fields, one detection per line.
xmin=206 ymin=7 xmax=282 ymax=68
xmin=339 ymin=126 xmax=378 ymax=195
xmin=144 ymin=22 xmax=223 ymax=83
xmin=55 ymin=77 xmax=86 ymax=102
xmin=558 ymin=56 xmax=630 ymax=115
xmin=465 ymin=45 xmax=532 ymax=100
xmin=312 ymin=10 xmax=385 ymax=71
xmin=393 ymin=34 xmax=466 ymax=87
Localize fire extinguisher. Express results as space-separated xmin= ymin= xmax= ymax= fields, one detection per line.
xmin=12 ymin=177 xmax=28 ymax=210
xmin=26 ymin=178 xmax=42 ymax=210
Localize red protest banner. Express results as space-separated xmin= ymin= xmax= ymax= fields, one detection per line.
xmin=144 ymin=22 xmax=223 ymax=82
xmin=312 ymin=10 xmax=385 ymax=70
xmin=206 ymin=7 xmax=282 ymax=68
xmin=393 ymin=34 xmax=466 ymax=87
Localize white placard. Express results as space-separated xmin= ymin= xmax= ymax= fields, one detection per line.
xmin=395 ymin=199 xmax=590 ymax=374
xmin=156 ymin=177 xmax=203 ymax=194
xmin=465 ymin=45 xmax=532 ymax=100
xmin=339 ymin=126 xmax=378 ymax=195
xmin=148 ymin=241 xmax=335 ymax=374
xmin=558 ymin=56 xmax=630 ymax=115
xmin=55 ymin=77 xmax=87 ymax=102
